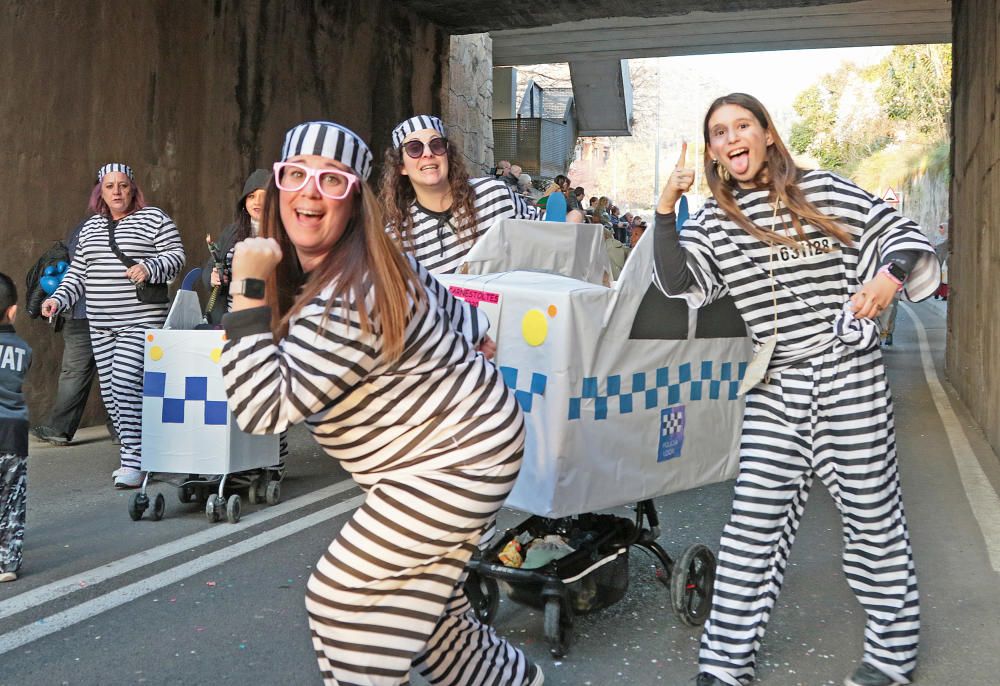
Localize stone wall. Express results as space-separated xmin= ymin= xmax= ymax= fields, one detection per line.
xmin=0 ymin=0 xmax=449 ymax=426
xmin=445 ymin=33 xmax=495 ymax=175
xmin=949 ymin=0 xmax=1000 ymax=452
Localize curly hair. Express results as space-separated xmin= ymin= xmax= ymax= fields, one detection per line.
xmin=378 ymin=140 xmax=480 ymax=253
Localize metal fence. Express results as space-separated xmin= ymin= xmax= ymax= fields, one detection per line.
xmin=493 ymin=115 xmax=577 ymax=183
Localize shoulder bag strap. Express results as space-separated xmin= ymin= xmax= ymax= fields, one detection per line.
xmin=106 ymin=218 xmax=137 ymax=268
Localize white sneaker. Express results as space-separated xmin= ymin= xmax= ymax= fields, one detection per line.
xmin=111 ymin=468 xmax=122 ymax=481
xmin=0 ymin=572 xmax=17 ymax=582
xmin=114 ymin=468 xmax=144 ymax=489
xmin=523 ymin=663 xmax=544 ymax=686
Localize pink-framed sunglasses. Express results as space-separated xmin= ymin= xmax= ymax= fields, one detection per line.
xmin=272 ymin=162 xmax=359 ymax=200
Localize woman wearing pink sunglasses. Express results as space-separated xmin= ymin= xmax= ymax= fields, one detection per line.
xmin=380 ymin=115 xmax=542 ymax=274
xmin=221 ymin=121 xmax=542 ymax=686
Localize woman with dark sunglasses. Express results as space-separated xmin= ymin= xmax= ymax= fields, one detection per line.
xmin=380 ymin=115 xmax=542 ymax=274
xmin=221 ymin=120 xmax=542 ymax=686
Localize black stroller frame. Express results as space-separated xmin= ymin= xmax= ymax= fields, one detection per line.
xmin=465 ymin=499 xmax=716 ymax=658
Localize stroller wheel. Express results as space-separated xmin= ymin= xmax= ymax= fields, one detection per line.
xmin=671 ymin=543 xmax=716 ymax=627
xmin=464 ymin=570 xmax=500 ymax=625
xmin=151 ymin=493 xmax=166 ymax=521
xmin=127 ymin=492 xmax=147 ymax=521
xmin=543 ymin=596 xmax=573 ymax=658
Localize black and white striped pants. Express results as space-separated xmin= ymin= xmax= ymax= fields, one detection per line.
xmin=305 ymin=464 xmax=529 ymax=686
xmin=699 ymin=345 xmax=919 ymax=685
xmin=91 ymin=326 xmax=147 ymax=471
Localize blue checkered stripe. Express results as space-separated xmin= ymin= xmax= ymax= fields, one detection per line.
xmin=143 ymin=371 xmax=229 ymax=425
xmin=568 ymin=360 xmax=747 ymax=421
xmin=499 ymin=366 xmax=547 ymax=413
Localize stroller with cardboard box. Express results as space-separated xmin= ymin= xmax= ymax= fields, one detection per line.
xmin=126 ymin=269 xmax=282 ymax=524
xmin=438 ymin=217 xmax=751 ymax=657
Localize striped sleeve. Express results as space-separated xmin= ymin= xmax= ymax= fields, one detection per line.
xmin=841 ymin=175 xmax=940 ymax=301
xmin=50 ymin=228 xmax=90 ymax=312
xmin=220 ymin=296 xmax=380 ymax=434
xmin=140 ymin=213 xmax=186 ymax=283
xmin=409 ymin=255 xmax=488 ymax=344
xmin=656 ymin=206 xmax=730 ymax=308
xmin=508 ymin=185 xmax=543 ymax=220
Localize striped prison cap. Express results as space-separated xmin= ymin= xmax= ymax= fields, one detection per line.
xmin=391 ymin=115 xmax=446 ymax=149
xmin=97 ymin=163 xmax=134 ymax=183
xmin=281 ymin=121 xmax=373 ymax=181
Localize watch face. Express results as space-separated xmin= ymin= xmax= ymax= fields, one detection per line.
xmin=240 ymin=279 xmax=265 ymax=299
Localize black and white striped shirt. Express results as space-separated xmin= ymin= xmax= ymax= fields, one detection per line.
xmin=655 ymin=170 xmax=938 ymax=370
xmin=394 ymin=177 xmax=542 ymax=274
xmin=220 ymin=255 xmax=525 ymax=487
xmin=52 ymin=208 xmax=185 ymax=328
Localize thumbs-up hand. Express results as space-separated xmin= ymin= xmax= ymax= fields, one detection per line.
xmin=657 ymin=142 xmax=695 ymax=214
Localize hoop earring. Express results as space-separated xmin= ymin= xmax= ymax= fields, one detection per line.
xmin=713 ymin=158 xmax=731 ymax=183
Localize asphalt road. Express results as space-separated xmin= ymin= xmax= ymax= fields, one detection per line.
xmin=1 ymin=299 xmax=998 ymax=686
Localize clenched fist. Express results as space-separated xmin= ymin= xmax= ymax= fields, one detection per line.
xmin=231 ymin=237 xmax=283 ymax=283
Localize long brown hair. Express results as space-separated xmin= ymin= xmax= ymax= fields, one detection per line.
xmin=260 ymin=177 xmax=425 ymax=361
xmin=703 ymin=93 xmax=853 ymax=248
xmin=379 ymin=140 xmax=480 ymax=250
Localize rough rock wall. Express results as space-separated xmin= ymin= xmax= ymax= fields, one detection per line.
xmin=445 ymin=33 xmax=495 ymax=175
xmin=0 ymin=0 xmax=449 ymax=425
xmin=949 ymin=0 xmax=1000 ymax=452
xmin=901 ymin=169 xmax=950 ymax=240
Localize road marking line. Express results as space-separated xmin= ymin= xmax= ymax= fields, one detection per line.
xmin=0 ymin=493 xmax=365 ymax=656
xmin=903 ymin=303 xmax=1000 ymax=572
xmin=0 ymin=478 xmax=359 ymax=621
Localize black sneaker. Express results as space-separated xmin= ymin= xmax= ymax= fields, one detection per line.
xmin=844 ymin=663 xmax=904 ymax=686
xmin=30 ymin=426 xmax=68 ymax=446
xmin=696 ymin=674 xmax=727 ymax=686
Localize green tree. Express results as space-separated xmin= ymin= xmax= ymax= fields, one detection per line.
xmin=875 ymin=45 xmax=951 ymax=137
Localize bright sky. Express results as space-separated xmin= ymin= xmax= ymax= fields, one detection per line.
xmin=662 ymin=46 xmax=893 ymax=112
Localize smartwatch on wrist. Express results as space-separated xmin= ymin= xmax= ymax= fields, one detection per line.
xmin=231 ymin=278 xmax=266 ymax=299
xmin=884 ymin=262 xmax=908 ymax=283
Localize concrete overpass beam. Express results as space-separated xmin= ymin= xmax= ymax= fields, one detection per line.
xmin=569 ymin=60 xmax=633 ymax=136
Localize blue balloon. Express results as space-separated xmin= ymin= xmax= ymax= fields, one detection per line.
xmin=40 ymin=275 xmax=60 ymax=295
xmin=43 ymin=265 xmax=56 ymax=276
xmin=56 ymin=261 xmax=69 ymax=274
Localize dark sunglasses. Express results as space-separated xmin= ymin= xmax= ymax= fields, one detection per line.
xmin=402 ymin=137 xmax=448 ymax=159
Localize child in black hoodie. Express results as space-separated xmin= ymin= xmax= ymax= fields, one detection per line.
xmin=0 ymin=272 xmax=31 ymax=582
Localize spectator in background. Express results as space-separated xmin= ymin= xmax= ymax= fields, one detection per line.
xmin=593 ymin=197 xmax=613 ymax=227
xmin=629 ymin=219 xmax=647 ymax=247
xmin=494 ymin=160 xmax=511 ymax=180
xmin=516 ymin=173 xmax=535 ymax=198
xmin=500 ymin=164 xmax=522 ymax=190
xmin=566 ymin=209 xmax=587 ymax=223
xmin=571 ymin=187 xmax=585 ymax=211
xmin=31 ymin=213 xmax=118 ymax=447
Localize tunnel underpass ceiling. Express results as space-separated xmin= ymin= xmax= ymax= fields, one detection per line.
xmin=398 ymin=0 xmax=950 ymax=65
xmin=397 ymin=0 xmax=891 ymax=33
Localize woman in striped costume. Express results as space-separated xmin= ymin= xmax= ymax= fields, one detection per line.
xmin=220 ymin=121 xmax=542 ymax=686
xmin=42 ymin=164 xmax=185 ymax=489
xmin=380 ymin=115 xmax=542 ymax=275
xmin=652 ymin=94 xmax=939 ymax=686
xmin=200 ymin=168 xmax=288 ymax=477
